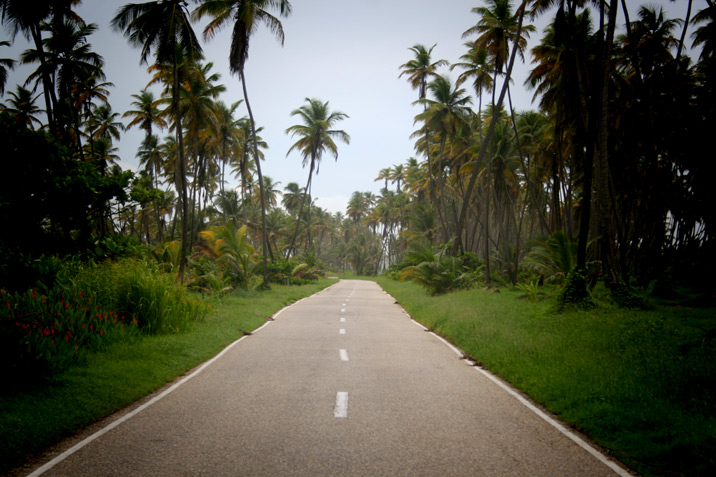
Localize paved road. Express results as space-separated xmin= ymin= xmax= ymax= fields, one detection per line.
xmin=30 ymin=280 xmax=628 ymax=476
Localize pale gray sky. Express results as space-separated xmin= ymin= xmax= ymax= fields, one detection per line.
xmin=1 ymin=0 xmax=698 ymax=214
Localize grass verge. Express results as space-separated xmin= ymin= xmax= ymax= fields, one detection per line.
xmin=0 ymin=279 xmax=335 ymax=474
xmin=375 ymin=277 xmax=716 ymax=477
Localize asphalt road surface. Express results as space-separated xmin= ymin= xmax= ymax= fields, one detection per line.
xmin=28 ymin=279 xmax=629 ymax=476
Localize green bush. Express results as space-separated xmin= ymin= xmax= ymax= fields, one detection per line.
xmin=1 ymin=286 xmax=138 ymax=382
xmin=68 ymin=259 xmax=210 ymax=334
xmin=558 ymin=267 xmax=596 ymax=310
xmin=266 ymin=259 xmax=323 ymax=285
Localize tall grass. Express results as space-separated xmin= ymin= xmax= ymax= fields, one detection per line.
xmin=376 ymin=277 xmax=716 ymax=477
xmin=66 ymin=259 xmax=209 ymax=334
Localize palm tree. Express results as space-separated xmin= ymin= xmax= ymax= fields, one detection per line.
xmin=389 ymin=164 xmax=406 ymax=193
xmin=375 ymin=167 xmax=392 ymax=190
xmin=285 ymin=97 xmax=350 ymax=257
xmin=124 ymin=89 xmax=167 ymax=241
xmin=0 ymin=0 xmax=57 ymax=133
xmin=88 ymin=104 xmax=123 ymax=142
xmin=399 ymin=44 xmax=448 ymax=229
xmin=193 ymin=0 xmax=292 ymax=286
xmin=527 ymin=6 xmax=593 ymax=234
xmin=282 ymin=182 xmax=304 ymax=218
xmin=232 ymin=117 xmax=266 ymax=224
xmin=124 ymin=89 xmax=166 ymax=152
xmin=0 ymin=40 xmax=15 ymax=94
xmin=453 ymin=0 xmax=529 ymax=256
xmin=112 ymin=0 xmax=203 ymax=280
xmin=463 ymin=0 xmax=534 ymax=105
xmin=398 ymin=44 xmax=449 ymax=107
xmin=178 ymin=60 xmax=224 ymax=245
xmin=414 ymin=74 xmax=472 ymax=244
xmin=255 ymin=175 xmax=280 ymax=210
xmin=213 ymin=99 xmax=243 ymax=195
xmin=451 ymin=41 xmax=493 ymax=134
xmin=23 ymin=19 xmax=105 ymax=156
xmin=1 ymin=85 xmax=42 ymax=129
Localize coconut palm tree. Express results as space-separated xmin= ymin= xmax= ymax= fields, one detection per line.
xmin=23 ymin=19 xmax=105 ymax=156
xmin=193 ymin=0 xmax=292 ymax=286
xmin=399 ymin=44 xmax=448 ymax=227
xmin=463 ymin=0 xmax=534 ymax=104
xmin=0 ymin=40 xmax=15 ymax=94
xmin=1 ymin=85 xmax=42 ymax=129
xmin=414 ymin=74 xmax=472 ymax=243
xmin=213 ymin=99 xmax=243 ymax=195
xmin=285 ymin=97 xmax=350 ymax=257
xmin=399 ymin=44 xmax=449 ymax=108
xmin=451 ymin=41 xmax=493 ymax=135
xmin=112 ymin=0 xmax=203 ymax=279
xmin=453 ymin=0 xmax=529 ymax=257
xmin=124 ymin=89 xmax=166 ymax=152
xmin=527 ymin=6 xmax=593 ymax=234
xmin=282 ymin=182 xmax=304 ymax=218
xmin=1 ymin=0 xmax=57 ymax=133
xmin=178 ymin=60 xmax=224 ymax=244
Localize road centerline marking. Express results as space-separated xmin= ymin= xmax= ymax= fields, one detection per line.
xmin=339 ymin=349 xmax=349 ymax=361
xmin=339 ymin=328 xmax=346 ymax=335
xmin=334 ymin=392 xmax=349 ymax=418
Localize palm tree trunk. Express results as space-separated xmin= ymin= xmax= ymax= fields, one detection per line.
xmin=287 ymin=162 xmax=313 ymax=258
xmin=174 ymin=62 xmax=189 ymax=281
xmin=595 ymin=0 xmax=620 ymax=288
xmin=29 ymin=23 xmax=57 ymax=136
xmin=454 ymin=2 xmax=526 ymax=255
xmin=676 ymin=0 xmax=693 ymax=62
xmin=240 ymin=69 xmax=270 ymax=286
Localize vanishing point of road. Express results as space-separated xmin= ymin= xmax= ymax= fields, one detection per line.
xmin=27 ymin=279 xmax=631 ymax=476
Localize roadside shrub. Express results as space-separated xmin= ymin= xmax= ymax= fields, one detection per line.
xmin=67 ymin=259 xmax=210 ymax=334
xmin=0 ymin=287 xmax=138 ymax=382
xmin=610 ymin=282 xmax=652 ymax=309
xmin=397 ymin=241 xmax=478 ymax=295
xmin=515 ymin=279 xmax=545 ymax=303
xmin=558 ymin=267 xmax=596 ymax=310
xmin=266 ymin=259 xmax=323 ymax=285
xmin=523 ymin=231 xmax=576 ymax=284
xmin=196 ymin=224 xmax=259 ymax=290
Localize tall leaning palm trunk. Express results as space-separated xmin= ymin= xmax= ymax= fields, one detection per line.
xmin=240 ymin=69 xmax=271 ymax=266
xmin=454 ymin=0 xmax=527 ymax=256
xmin=594 ymin=0 xmax=620 ymax=288
xmin=193 ymin=0 xmax=292 ymax=286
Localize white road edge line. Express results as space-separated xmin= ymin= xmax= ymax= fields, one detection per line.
xmin=407 ymin=314 xmax=630 ymax=477
xmin=27 ymin=282 xmax=342 ymax=477
xmin=334 ymin=392 xmax=349 ymax=418
xmin=339 ymin=349 xmax=349 ymax=361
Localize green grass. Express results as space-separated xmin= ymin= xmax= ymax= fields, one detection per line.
xmin=0 ymin=279 xmax=336 ymax=474
xmin=375 ymin=277 xmax=716 ymax=477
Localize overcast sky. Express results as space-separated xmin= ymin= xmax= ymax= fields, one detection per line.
xmin=1 ymin=0 xmax=697 ymax=214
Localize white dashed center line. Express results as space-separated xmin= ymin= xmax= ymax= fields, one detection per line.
xmin=339 ymin=329 xmax=346 ymax=335
xmin=339 ymin=349 xmax=349 ymax=361
xmin=334 ymin=392 xmax=349 ymax=418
